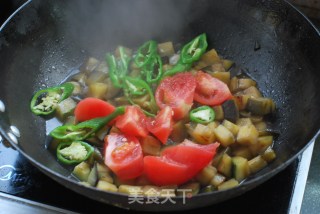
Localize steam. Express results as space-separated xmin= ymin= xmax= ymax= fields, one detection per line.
xmin=61 ymin=0 xmax=194 ymax=57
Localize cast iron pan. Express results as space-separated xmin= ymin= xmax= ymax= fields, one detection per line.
xmin=0 ymin=0 xmax=320 ymax=211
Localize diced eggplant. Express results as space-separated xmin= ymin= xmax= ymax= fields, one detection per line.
xmin=217 ymin=179 xmax=239 ymax=190
xmin=72 ymin=72 xmax=87 ymax=86
xmin=96 ymin=126 xmax=110 ymax=141
xmin=115 ymin=96 xmax=130 ymax=106
xmin=178 ymin=182 xmax=200 ymax=196
xmin=73 ymin=162 xmax=91 ymax=182
xmin=232 ymin=146 xmax=253 ymax=159
xmin=213 ymin=105 xmax=224 ymax=121
xmin=163 ymin=64 xmax=173 ymax=72
xmin=80 ymin=57 xmax=100 ymax=74
xmin=232 ymin=156 xmax=250 ymax=182
xmin=86 ymin=71 xmax=108 ymax=85
xmin=230 ymin=77 xmax=256 ymax=93
xmin=212 ymin=147 xmax=230 ymax=167
xmin=211 ymin=71 xmax=230 ymax=85
xmin=55 ymin=98 xmax=77 ymax=120
xmin=194 ymin=49 xmax=221 ymax=70
xmin=217 ymin=153 xmax=232 ymax=177
xmin=140 ymin=135 xmax=161 ymax=156
xmin=262 ymin=147 xmax=276 ymax=162
xmin=249 ymin=135 xmax=273 ymax=156
xmin=233 ymin=95 xmax=250 ymax=111
xmin=118 ymin=185 xmax=143 ymax=195
xmin=196 ymin=165 xmax=217 ymax=185
xmin=186 ymin=123 xmax=216 ymax=145
xmin=95 ymin=61 xmax=108 ymax=74
xmin=170 ymin=121 xmax=188 ymax=143
xmin=236 ymin=124 xmax=259 ymax=145
xmin=200 ymin=185 xmax=216 ymax=193
xmin=248 ymin=155 xmax=267 ymax=173
xmin=96 ymin=180 xmax=118 ymax=192
xmin=211 ymin=63 xmax=226 ymax=72
xmin=114 ymin=176 xmax=136 ymax=186
xmin=158 ymin=42 xmax=175 ymax=57
xmin=243 ymin=86 xmax=262 ymax=98
xmin=236 ymin=118 xmax=253 ymax=126
xmin=222 ymin=59 xmax=234 ymax=70
xmin=246 ymin=97 xmax=276 ymax=115
xmin=104 ymin=78 xmax=121 ymax=100
xmin=222 ymin=100 xmax=239 ymax=123
xmin=64 ymin=116 xmax=76 ymax=125
xmin=210 ymin=173 xmax=226 ymax=187
xmin=87 ymin=82 xmax=108 ymax=99
xmin=222 ymin=120 xmax=239 ymax=136
xmin=213 ymin=125 xmax=235 ymax=147
xmin=96 ymin=163 xmax=113 ymax=183
xmin=87 ymin=163 xmax=98 ymax=186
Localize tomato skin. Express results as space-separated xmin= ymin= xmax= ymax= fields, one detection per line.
xmin=155 ymin=72 xmax=196 ymax=120
xmin=147 ymin=106 xmax=173 ymax=144
xmin=115 ymin=106 xmax=148 ymax=138
xmin=194 ymin=71 xmax=232 ymax=106
xmin=143 ymin=156 xmax=189 ymax=186
xmin=144 ymin=140 xmax=220 ymax=186
xmin=104 ymin=133 xmax=143 ymax=180
xmin=74 ymin=98 xmax=115 ymax=122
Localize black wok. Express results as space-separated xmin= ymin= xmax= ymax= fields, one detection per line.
xmin=0 ymin=0 xmax=320 ymax=211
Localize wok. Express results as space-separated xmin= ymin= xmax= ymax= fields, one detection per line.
xmin=0 ymin=0 xmax=320 ymax=211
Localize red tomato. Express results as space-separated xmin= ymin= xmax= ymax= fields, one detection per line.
xmin=104 ymin=133 xmax=144 ymax=180
xmin=155 ymin=72 xmax=196 ymax=120
xmin=162 ymin=140 xmax=220 ymax=172
xmin=74 ymin=98 xmax=115 ymax=122
xmin=194 ymin=71 xmax=232 ymax=106
xmin=115 ymin=106 xmax=148 ymax=137
xmin=144 ymin=140 xmax=220 ymax=186
xmin=147 ymin=106 xmax=173 ymax=144
xmin=143 ymin=156 xmax=189 ymax=186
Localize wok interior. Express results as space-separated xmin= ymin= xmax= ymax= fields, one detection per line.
xmin=0 ymin=0 xmax=320 ymax=210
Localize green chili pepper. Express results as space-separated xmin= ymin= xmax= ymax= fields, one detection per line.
xmin=106 ymin=46 xmax=131 ymax=88
xmin=181 ymin=33 xmax=208 ymax=64
xmin=123 ymin=76 xmax=158 ymax=116
xmin=57 ymin=141 xmax=94 ymax=165
xmin=134 ymin=40 xmax=158 ymax=68
xmin=143 ymin=55 xmax=163 ymax=83
xmin=190 ymin=106 xmax=215 ymax=124
xmin=50 ymin=106 xmax=125 ymax=141
xmin=163 ymin=34 xmax=208 ymax=78
xmin=30 ymin=82 xmax=74 ymax=116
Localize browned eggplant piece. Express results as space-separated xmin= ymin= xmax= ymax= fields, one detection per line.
xmin=222 ymin=100 xmax=239 ymax=123
xmin=87 ymin=162 xmax=99 ymax=186
xmin=80 ymin=57 xmax=100 ymax=74
xmin=246 ymin=97 xmax=276 ymax=115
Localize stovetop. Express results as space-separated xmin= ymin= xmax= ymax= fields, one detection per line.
xmin=0 ymin=1 xmax=319 ymax=213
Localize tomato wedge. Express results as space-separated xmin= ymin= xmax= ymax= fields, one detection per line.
xmin=194 ymin=71 xmax=232 ymax=106
xmin=155 ymin=72 xmax=196 ymax=120
xmin=74 ymin=98 xmax=115 ymax=122
xmin=143 ymin=156 xmax=189 ymax=186
xmin=144 ymin=140 xmax=220 ymax=186
xmin=115 ymin=106 xmax=148 ymax=137
xmin=104 ymin=133 xmax=143 ymax=180
xmin=162 ymin=140 xmax=220 ymax=172
xmin=147 ymin=106 xmax=173 ymax=144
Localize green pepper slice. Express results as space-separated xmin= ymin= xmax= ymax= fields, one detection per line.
xmin=134 ymin=40 xmax=158 ymax=68
xmin=57 ymin=141 xmax=94 ymax=165
xmin=163 ymin=34 xmax=208 ymax=78
xmin=144 ymin=55 xmax=163 ymax=83
xmin=30 ymin=82 xmax=74 ymax=116
xmin=50 ymin=106 xmax=125 ymax=141
xmin=190 ymin=106 xmax=215 ymax=124
xmin=181 ymin=33 xmax=208 ymax=64
xmin=106 ymin=46 xmax=131 ymax=88
xmin=123 ymin=76 xmax=158 ymax=116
